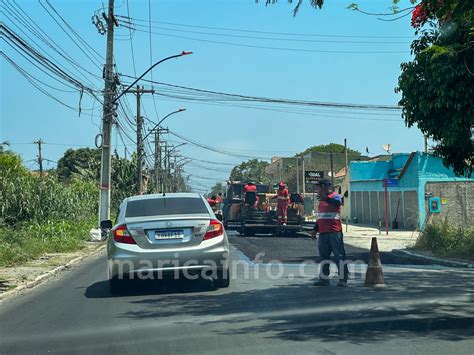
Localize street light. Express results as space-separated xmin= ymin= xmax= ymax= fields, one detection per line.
xmin=114 ymin=51 xmax=193 ymax=103
xmin=142 ymin=108 xmax=186 ymax=141
xmin=162 ymin=143 xmax=187 ymax=164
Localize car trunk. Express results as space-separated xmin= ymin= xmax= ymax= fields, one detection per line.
xmin=124 ymin=214 xmax=211 ymax=249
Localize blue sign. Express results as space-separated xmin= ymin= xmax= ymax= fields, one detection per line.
xmin=384 ymin=178 xmax=398 ymax=188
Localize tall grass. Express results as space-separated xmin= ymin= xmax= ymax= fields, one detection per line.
xmin=414 ymin=220 xmax=474 ymax=260
xmin=0 ymin=154 xmax=100 ymax=266
xmin=1 ymin=166 xmax=97 ymax=226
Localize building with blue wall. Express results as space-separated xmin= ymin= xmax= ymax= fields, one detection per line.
xmin=346 ymin=152 xmax=473 ymax=230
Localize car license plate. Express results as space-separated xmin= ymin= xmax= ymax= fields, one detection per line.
xmin=154 ymin=229 xmax=184 ymax=240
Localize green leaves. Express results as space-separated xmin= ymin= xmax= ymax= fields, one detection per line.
xmin=397 ymin=0 xmax=474 ymax=177
xmin=229 ymin=159 xmax=270 ymax=184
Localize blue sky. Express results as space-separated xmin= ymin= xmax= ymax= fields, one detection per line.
xmin=1 ymin=0 xmax=421 ymax=191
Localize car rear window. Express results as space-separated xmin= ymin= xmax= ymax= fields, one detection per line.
xmin=125 ymin=197 xmax=208 ymax=218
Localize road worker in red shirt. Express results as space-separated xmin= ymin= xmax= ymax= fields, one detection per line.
xmin=311 ymin=179 xmax=349 ymax=287
xmin=272 ymin=182 xmax=290 ymax=225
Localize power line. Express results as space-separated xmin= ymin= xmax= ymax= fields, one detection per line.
xmin=121 ymin=21 xmax=411 ymax=45
xmin=2 ymin=1 xmax=101 ymax=87
xmin=41 ymin=0 xmax=104 ymax=64
xmin=120 ymin=75 xmax=401 ymax=111
xmin=119 ymin=25 xmax=409 ymax=55
xmin=116 ymin=17 xmax=414 ymax=39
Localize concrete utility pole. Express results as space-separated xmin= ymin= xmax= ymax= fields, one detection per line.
xmin=344 ymin=138 xmax=348 ymax=177
xmin=98 ymin=0 xmax=115 ymax=224
xmin=173 ymin=155 xmax=177 ymax=192
xmin=126 ymin=85 xmax=154 ymax=195
xmin=154 ymin=129 xmax=160 ymax=192
xmin=136 ymin=86 xmax=143 ymax=195
xmin=34 ymin=139 xmax=44 ymax=176
xmin=151 ymin=127 xmax=168 ymax=193
xmin=163 ymin=142 xmax=168 ymax=193
xmin=296 ymin=157 xmax=300 ymax=193
xmin=330 ymin=151 xmax=334 ymax=186
xmin=302 ymin=158 xmax=305 ymax=195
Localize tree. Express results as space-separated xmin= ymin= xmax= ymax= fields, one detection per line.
xmin=229 ymin=159 xmax=270 ymax=183
xmin=396 ymin=1 xmax=474 ymax=176
xmin=297 ymin=143 xmax=361 ymax=158
xmin=210 ymin=181 xmax=226 ymax=196
xmin=57 ymin=148 xmax=101 ymax=181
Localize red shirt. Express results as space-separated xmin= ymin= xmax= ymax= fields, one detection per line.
xmin=317 ymin=192 xmax=342 ymax=233
xmin=207 ymin=199 xmax=217 ymax=211
xmin=244 ymin=184 xmax=257 ymax=193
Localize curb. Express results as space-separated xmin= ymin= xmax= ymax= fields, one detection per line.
xmin=392 ymin=249 xmax=473 ymax=269
xmin=0 ymin=244 xmax=106 ymax=301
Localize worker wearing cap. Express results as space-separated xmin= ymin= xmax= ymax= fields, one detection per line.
xmin=272 ymin=182 xmax=290 ymax=225
xmin=311 ymin=179 xmax=349 ymax=287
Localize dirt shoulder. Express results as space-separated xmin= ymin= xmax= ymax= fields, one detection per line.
xmin=0 ymin=241 xmax=105 ymax=301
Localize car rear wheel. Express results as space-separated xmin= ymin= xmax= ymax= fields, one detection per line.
xmin=214 ymin=268 xmax=230 ymax=288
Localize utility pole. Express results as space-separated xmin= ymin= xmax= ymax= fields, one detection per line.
xmin=98 ymin=0 xmax=115 ymax=224
xmin=126 ymin=85 xmax=154 ymax=195
xmin=302 ymin=158 xmax=305 ymax=195
xmin=136 ymin=85 xmax=143 ymax=195
xmin=34 ymin=139 xmax=44 ymax=176
xmin=296 ymin=157 xmax=300 ymax=193
xmin=154 ymin=129 xmax=160 ymax=193
xmin=344 ymin=138 xmax=348 ymax=177
xmin=151 ymin=127 xmax=168 ymax=193
xmin=163 ymin=142 xmax=168 ymax=193
xmin=330 ymin=151 xmax=334 ymax=186
xmin=173 ymin=155 xmax=177 ymax=192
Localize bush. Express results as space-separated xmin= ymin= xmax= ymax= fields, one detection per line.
xmin=414 ymin=220 xmax=474 ymax=260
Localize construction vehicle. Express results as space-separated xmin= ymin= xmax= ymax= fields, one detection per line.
xmin=222 ymin=181 xmax=308 ymax=236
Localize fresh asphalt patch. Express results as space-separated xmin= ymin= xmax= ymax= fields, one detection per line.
xmin=228 ymin=232 xmax=433 ymax=265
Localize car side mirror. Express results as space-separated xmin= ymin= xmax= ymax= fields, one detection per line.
xmin=100 ymin=220 xmax=113 ymax=230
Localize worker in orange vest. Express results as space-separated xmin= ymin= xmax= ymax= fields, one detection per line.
xmin=272 ymin=182 xmax=290 ymax=225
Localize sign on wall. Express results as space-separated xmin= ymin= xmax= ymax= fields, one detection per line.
xmin=305 ymin=170 xmax=324 ymax=183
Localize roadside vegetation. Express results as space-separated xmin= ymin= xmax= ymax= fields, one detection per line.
xmin=0 ymin=150 xmax=97 ymax=267
xmin=413 ymin=220 xmax=474 ymax=260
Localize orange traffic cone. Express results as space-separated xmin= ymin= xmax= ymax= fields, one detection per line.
xmin=365 ymin=237 xmax=385 ymax=287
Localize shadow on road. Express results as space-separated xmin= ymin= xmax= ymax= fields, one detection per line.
xmin=84 ymin=277 xmax=216 ymax=298
xmin=115 ymin=268 xmax=474 ymax=345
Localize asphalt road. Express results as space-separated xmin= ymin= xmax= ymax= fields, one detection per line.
xmin=228 ymin=232 xmax=432 ymax=265
xmin=1 ymin=235 xmax=473 ymax=355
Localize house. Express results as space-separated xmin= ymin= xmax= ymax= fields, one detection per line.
xmin=343 ymin=152 xmax=473 ymax=230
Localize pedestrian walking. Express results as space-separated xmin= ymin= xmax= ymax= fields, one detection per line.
xmin=311 ymin=179 xmax=349 ymax=287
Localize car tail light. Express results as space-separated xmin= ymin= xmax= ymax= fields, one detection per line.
xmin=113 ymin=225 xmax=136 ymax=244
xmin=203 ymin=219 xmax=224 ymax=240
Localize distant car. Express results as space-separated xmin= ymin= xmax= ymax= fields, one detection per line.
xmin=104 ymin=193 xmax=230 ymax=293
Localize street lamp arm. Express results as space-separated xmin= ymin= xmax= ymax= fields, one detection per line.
xmin=142 ymin=108 xmax=185 ymax=141
xmin=114 ymin=51 xmax=192 ymax=103
xmin=161 ymin=143 xmax=187 ymax=164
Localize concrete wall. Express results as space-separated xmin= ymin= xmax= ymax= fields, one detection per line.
xmin=403 ymin=190 xmax=419 ymax=229
xmin=424 ymin=181 xmax=474 ymax=227
xmin=369 ymin=191 xmax=379 ymax=225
